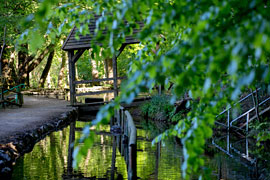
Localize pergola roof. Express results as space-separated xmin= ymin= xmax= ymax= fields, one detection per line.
xmin=62 ymin=15 xmax=143 ymax=51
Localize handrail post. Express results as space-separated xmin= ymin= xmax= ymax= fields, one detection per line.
xmin=246 ymin=137 xmax=249 ymax=159
xmin=227 ymin=109 xmax=230 ymax=131
xmin=15 ymin=87 xmax=19 ymax=104
xmin=227 ymin=131 xmax=230 ymax=153
xmin=15 ymin=85 xmax=23 ymax=105
xmin=246 ymin=113 xmax=249 ymax=132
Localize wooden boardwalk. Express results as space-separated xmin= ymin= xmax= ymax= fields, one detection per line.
xmin=0 ymin=95 xmax=73 ymax=143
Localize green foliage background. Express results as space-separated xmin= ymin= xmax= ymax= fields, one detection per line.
xmin=11 ymin=0 xmax=270 ymax=178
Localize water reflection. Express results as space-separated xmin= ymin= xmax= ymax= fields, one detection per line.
xmin=11 ymin=118 xmax=270 ymax=180
xmin=12 ymin=119 xmax=184 ymax=180
xmin=211 ymin=132 xmax=259 ymax=179
xmin=64 ymin=122 xmax=125 ymax=180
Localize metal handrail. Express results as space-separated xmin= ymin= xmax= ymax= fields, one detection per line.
xmin=212 ymin=136 xmax=256 ymax=167
xmin=217 ymin=88 xmax=261 ymax=117
xmin=119 ymin=106 xmax=137 ymax=180
xmin=216 ymin=87 xmax=270 ymax=131
xmin=230 ymin=95 xmax=270 ymax=129
xmin=125 ymin=110 xmax=137 ymax=146
xmin=230 ymin=107 xmax=255 ymax=125
xmin=0 ymin=84 xmax=25 ymax=95
xmin=0 ymin=84 xmax=25 ymax=108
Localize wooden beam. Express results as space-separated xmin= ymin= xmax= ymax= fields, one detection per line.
xmin=68 ymin=101 xmax=109 ymax=107
xmin=75 ymin=78 xmax=114 ymax=84
xmin=116 ymin=44 xmax=127 ymax=58
xmin=72 ymin=49 xmax=86 ymax=63
xmin=74 ymin=76 xmax=126 ymax=85
xmin=68 ymin=50 xmax=76 ymax=105
xmin=75 ymin=90 xmax=114 ymax=96
xmin=62 ymin=26 xmax=76 ymax=51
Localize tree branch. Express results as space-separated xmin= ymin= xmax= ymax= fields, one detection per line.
xmin=27 ymin=44 xmax=54 ymax=73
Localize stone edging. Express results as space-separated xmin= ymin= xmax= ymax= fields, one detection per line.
xmin=0 ymin=108 xmax=78 ymax=179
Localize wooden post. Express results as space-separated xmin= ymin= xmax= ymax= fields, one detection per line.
xmin=112 ymin=54 xmax=118 ymax=98
xmin=155 ymin=141 xmax=161 ymax=179
xmin=112 ymin=44 xmax=127 ymax=98
xmin=68 ymin=51 xmax=76 ymax=105
xmin=112 ymin=54 xmax=120 ymax=124
xmin=128 ymin=144 xmax=137 ymax=180
xmin=0 ymin=87 xmax=4 ymax=108
xmin=18 ymin=86 xmax=23 ymax=105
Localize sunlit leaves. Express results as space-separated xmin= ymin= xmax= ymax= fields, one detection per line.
xmin=26 ymin=0 xmax=270 ymax=178
xmin=29 ymin=30 xmax=45 ymax=53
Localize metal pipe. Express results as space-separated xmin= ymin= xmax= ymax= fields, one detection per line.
xmin=246 ymin=113 xmax=249 ymax=132
xmin=227 ymin=109 xmax=230 ymax=130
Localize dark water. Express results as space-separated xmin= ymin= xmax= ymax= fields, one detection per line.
xmin=11 ymin=121 xmax=267 ymax=180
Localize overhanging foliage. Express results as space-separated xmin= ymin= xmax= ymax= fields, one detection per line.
xmin=21 ymin=0 xmax=270 ymax=178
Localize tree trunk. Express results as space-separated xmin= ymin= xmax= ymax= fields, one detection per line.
xmin=39 ymin=50 xmax=55 ymax=88
xmin=18 ymin=44 xmax=54 ymax=86
xmin=104 ymin=58 xmax=113 ymax=85
xmin=6 ymin=50 xmax=17 ymax=86
xmin=18 ymin=44 xmax=29 ymax=85
xmin=91 ymin=57 xmax=99 ymax=86
xmin=0 ymin=44 xmax=6 ymax=77
xmin=9 ymin=52 xmax=18 ymax=85
xmin=0 ymin=46 xmax=17 ymax=87
xmin=57 ymin=51 xmax=67 ymax=89
xmin=104 ymin=58 xmax=113 ymax=78
xmin=47 ymin=71 xmax=51 ymax=88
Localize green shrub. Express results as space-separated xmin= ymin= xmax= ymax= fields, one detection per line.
xmin=141 ymin=95 xmax=174 ymax=120
xmin=141 ymin=94 xmax=189 ymax=124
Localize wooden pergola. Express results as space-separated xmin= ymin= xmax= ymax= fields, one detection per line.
xmin=62 ymin=15 xmax=143 ymax=105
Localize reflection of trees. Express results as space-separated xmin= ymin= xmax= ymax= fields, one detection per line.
xmin=13 ymin=123 xmax=186 ymax=180
xmin=210 ymin=133 xmax=261 ymax=179
xmin=135 ymin=128 xmax=183 ymax=180
xmin=12 ymin=126 xmax=70 ymax=180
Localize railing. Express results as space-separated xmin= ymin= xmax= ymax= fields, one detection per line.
xmin=119 ymin=106 xmax=137 ymax=180
xmin=0 ymin=84 xmax=25 ymax=108
xmin=216 ymin=88 xmax=270 ymax=132
xmin=212 ymin=133 xmax=257 ymax=166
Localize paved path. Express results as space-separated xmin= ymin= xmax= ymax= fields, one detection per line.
xmin=0 ymin=95 xmax=72 ymax=143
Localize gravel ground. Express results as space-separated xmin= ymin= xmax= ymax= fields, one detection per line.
xmin=0 ymin=95 xmax=72 ymax=143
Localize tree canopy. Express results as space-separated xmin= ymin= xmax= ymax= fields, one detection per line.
xmin=14 ymin=0 xmax=270 ymax=178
